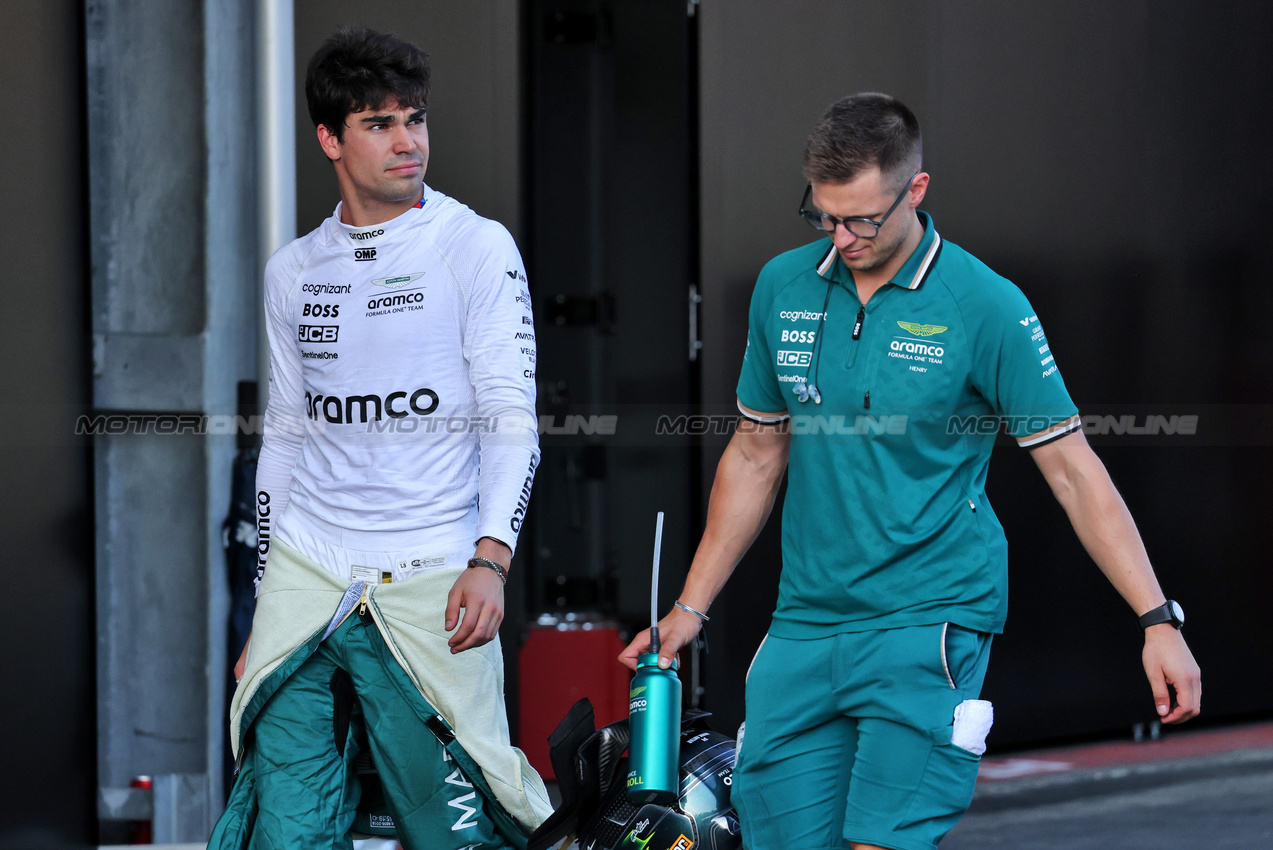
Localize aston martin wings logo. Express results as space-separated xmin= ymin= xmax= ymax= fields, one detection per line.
xmin=897 ymin=321 xmax=948 ymax=337
xmin=373 ymin=272 xmax=425 ymax=289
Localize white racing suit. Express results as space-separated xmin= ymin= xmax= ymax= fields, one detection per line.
xmin=210 ymin=184 xmax=547 ymax=849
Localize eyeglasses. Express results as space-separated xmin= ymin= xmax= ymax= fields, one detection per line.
xmin=798 ymin=172 xmax=918 ymax=238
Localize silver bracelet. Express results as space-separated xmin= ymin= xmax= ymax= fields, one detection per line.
xmin=467 ymin=557 xmax=508 ymax=585
xmin=674 ymin=600 xmax=710 ymax=622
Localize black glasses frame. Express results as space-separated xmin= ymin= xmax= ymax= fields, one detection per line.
xmin=798 ymin=172 xmax=919 ymax=239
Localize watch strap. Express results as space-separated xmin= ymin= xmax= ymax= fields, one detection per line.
xmin=1138 ymin=600 xmax=1183 ymax=630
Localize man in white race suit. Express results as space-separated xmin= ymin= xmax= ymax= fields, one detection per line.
xmin=209 ymin=27 xmax=549 ymax=850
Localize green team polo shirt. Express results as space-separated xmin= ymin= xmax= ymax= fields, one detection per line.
xmin=737 ymin=212 xmax=1079 ymax=638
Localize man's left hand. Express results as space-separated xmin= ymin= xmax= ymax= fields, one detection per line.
xmin=1142 ymin=625 xmax=1201 ymax=723
xmin=445 ymin=538 xmax=511 ymax=653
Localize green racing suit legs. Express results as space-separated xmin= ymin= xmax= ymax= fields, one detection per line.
xmin=210 ymin=611 xmax=520 ymax=850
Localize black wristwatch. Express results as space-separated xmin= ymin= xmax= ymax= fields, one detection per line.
xmin=1138 ymin=600 xmax=1185 ymax=630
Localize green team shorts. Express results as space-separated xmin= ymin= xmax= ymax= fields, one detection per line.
xmin=733 ymin=624 xmax=993 ymax=850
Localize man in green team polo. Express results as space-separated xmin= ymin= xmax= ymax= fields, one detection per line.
xmin=621 ymin=93 xmax=1201 ymax=850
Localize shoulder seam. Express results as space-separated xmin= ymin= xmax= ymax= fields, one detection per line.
xmin=766 ymin=255 xmax=823 ymax=303
xmin=270 ymin=234 xmax=325 ymax=311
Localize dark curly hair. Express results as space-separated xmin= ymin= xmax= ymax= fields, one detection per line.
xmin=305 ymin=27 xmax=431 ymax=143
xmin=803 ymin=93 xmax=922 ymax=190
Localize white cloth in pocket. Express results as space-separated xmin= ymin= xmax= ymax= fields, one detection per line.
xmin=951 ymin=699 xmax=994 ymax=755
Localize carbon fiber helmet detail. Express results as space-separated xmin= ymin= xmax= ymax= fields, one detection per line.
xmin=527 ymin=700 xmax=741 ymax=850
xmin=584 ymin=726 xmax=740 ymax=850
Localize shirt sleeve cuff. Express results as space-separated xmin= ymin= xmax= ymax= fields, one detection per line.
xmin=737 ymin=399 xmax=790 ymax=424
xmin=1017 ymin=415 xmax=1081 ymax=449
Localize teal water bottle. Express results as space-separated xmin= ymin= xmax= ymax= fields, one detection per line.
xmin=626 ymin=512 xmax=682 ymax=805
xmin=626 ymin=652 xmax=681 ymax=805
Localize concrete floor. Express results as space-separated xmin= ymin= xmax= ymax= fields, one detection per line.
xmin=947 ymin=721 xmax=1273 ymax=849
xmin=111 ymin=720 xmax=1273 ymax=849
xmin=948 ymin=770 xmax=1273 ymax=848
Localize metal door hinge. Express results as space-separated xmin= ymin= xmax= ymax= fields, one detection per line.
xmin=542 ymin=292 xmax=615 ymax=332
xmin=689 ymin=283 xmax=703 ymax=362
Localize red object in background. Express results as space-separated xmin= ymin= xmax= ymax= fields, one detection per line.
xmin=128 ymin=775 xmax=152 ymax=844
xmin=518 ymin=616 xmax=631 ymax=779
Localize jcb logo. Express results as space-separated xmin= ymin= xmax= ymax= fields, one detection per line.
xmin=298 ymin=325 xmax=339 ymax=343
xmin=776 ymin=350 xmax=812 ymax=367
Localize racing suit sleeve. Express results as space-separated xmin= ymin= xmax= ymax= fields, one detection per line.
xmin=253 ymin=248 xmax=307 ymax=590
xmin=462 ymin=224 xmax=540 ymax=555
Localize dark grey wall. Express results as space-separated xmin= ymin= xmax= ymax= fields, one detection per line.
xmin=698 ymin=0 xmax=1273 ymax=745
xmin=522 ymin=0 xmax=700 ymax=638
xmin=293 ymin=1 xmax=523 ymax=239
xmin=0 ymin=1 xmax=95 ymax=847
xmin=86 ymin=2 xmax=261 ymax=839
xmin=86 ymin=0 xmax=212 ymax=791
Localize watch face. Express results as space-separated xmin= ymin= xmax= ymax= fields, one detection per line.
xmin=1170 ymin=600 xmax=1185 ymax=625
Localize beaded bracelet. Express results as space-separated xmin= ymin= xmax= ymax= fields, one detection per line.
xmin=467 ymin=557 xmax=508 ymax=585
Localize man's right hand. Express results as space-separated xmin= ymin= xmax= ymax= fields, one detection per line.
xmin=619 ymin=607 xmax=703 ymax=671
xmin=618 ymin=414 xmax=789 ymax=673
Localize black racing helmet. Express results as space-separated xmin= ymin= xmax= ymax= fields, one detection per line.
xmin=583 ymin=725 xmax=740 ymax=850
xmin=528 ymin=700 xmax=742 ymax=850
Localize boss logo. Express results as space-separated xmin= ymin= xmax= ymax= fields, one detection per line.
xmin=354 ymin=247 xmax=377 ymax=262
xmin=298 ymin=325 xmax=339 ymax=343
xmin=781 ymin=329 xmax=817 ymax=344
xmin=302 ymin=303 xmax=340 ymax=318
